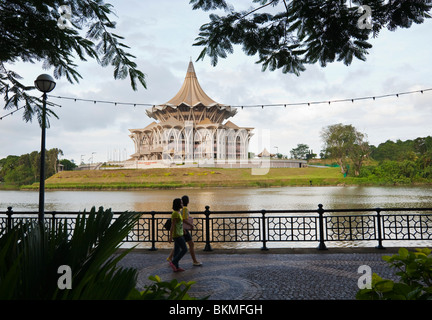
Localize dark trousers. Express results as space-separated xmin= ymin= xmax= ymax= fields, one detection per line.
xmin=172 ymin=236 xmax=188 ymax=268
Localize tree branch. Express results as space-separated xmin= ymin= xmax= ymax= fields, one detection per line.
xmin=240 ymin=0 xmax=277 ymax=19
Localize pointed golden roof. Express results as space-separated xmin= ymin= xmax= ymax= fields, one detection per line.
xmin=165 ymin=61 xmax=220 ymax=107
xmin=146 ymin=61 xmax=237 ymax=123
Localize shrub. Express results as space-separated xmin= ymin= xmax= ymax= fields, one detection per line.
xmin=356 ymin=248 xmax=432 ymax=300
xmin=128 ymin=275 xmax=203 ymax=300
xmin=0 ymin=207 xmax=201 ymax=300
xmin=0 ymin=207 xmax=141 ymax=299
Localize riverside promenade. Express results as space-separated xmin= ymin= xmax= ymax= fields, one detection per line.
xmin=118 ymin=247 xmax=402 ymax=300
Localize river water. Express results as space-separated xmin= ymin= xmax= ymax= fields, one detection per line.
xmin=1 ymin=185 xmax=432 ymax=212
xmin=1 ymin=186 xmax=432 ymax=249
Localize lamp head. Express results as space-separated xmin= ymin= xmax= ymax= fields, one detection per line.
xmin=34 ymin=74 xmax=56 ymax=93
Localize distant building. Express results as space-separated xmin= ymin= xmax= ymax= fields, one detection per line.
xmin=128 ymin=61 xmax=254 ymax=166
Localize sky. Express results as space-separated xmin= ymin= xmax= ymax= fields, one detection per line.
xmin=1 ymin=1 xmax=432 ymax=164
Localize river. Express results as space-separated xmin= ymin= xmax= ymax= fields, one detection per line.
xmin=2 ymin=186 xmax=432 ymax=249
xmin=2 ymin=185 xmax=432 ymax=212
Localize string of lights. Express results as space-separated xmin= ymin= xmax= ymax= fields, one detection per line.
xmin=47 ymin=95 xmax=154 ymax=107
xmin=49 ymin=87 xmax=432 ymax=108
xmin=0 ymin=99 xmax=60 ymax=120
xmin=235 ymin=87 xmax=432 ymax=109
xmin=1 ymin=87 xmax=431 ymax=120
xmin=0 ymin=105 xmax=26 ymax=120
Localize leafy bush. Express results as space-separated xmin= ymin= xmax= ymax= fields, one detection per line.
xmin=0 ymin=207 xmax=201 ymax=300
xmin=128 ymin=275 xmax=203 ymax=300
xmin=358 ymin=156 xmax=432 ymax=184
xmin=356 ymin=248 xmax=432 ymax=300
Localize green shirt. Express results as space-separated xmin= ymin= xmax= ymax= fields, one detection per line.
xmin=171 ymin=210 xmax=183 ymax=238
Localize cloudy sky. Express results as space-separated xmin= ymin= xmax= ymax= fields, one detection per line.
xmin=1 ymin=1 xmax=431 ymax=164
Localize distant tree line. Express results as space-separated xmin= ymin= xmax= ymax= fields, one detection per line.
xmin=0 ymin=148 xmax=76 ymax=187
xmin=370 ymin=137 xmax=432 ymax=162
xmin=360 ymin=136 xmax=432 ymax=183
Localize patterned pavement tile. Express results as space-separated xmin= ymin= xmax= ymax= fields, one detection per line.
xmin=118 ymin=249 xmax=400 ymax=300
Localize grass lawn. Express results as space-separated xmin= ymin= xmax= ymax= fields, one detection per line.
xmin=21 ymin=167 xmax=348 ymax=190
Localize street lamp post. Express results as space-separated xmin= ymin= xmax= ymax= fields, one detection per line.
xmin=34 ymin=74 xmax=56 ymax=227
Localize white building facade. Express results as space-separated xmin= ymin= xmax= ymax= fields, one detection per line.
xmin=128 ymin=62 xmax=254 ymax=167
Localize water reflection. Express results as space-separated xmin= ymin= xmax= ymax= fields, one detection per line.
xmin=1 ymin=186 xmax=432 ymax=212
xmin=2 ymin=186 xmax=432 ymax=249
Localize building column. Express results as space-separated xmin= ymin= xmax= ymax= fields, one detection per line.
xmin=184 ymin=121 xmax=194 ymax=163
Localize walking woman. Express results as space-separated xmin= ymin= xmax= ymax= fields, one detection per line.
xmin=168 ymin=198 xmax=188 ymax=272
xmin=167 ymin=195 xmax=202 ymax=266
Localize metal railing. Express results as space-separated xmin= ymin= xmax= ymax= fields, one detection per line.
xmin=2 ymin=205 xmax=432 ymax=251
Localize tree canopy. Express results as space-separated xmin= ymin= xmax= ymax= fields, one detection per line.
xmin=0 ymin=148 xmax=66 ymax=186
xmin=371 ymin=136 xmax=432 ymax=161
xmin=190 ymin=0 xmax=432 ymax=74
xmin=290 ymin=143 xmax=315 ymax=160
xmin=0 ymin=0 xmax=146 ymax=125
xmin=321 ymin=123 xmax=369 ymax=175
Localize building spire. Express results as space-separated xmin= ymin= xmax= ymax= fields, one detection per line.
xmin=163 ymin=60 xmax=217 ymax=107
xmin=187 ymin=60 xmax=195 ymax=75
xmin=145 ymin=60 xmax=237 ymax=123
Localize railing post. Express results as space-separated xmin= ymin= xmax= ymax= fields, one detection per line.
xmin=317 ymin=204 xmax=327 ymax=251
xmin=51 ymin=211 xmax=56 ymax=233
xmin=261 ymin=209 xmax=269 ymax=251
xmin=149 ymin=211 xmax=158 ymax=251
xmin=375 ymin=208 xmax=385 ymax=250
xmin=204 ymin=206 xmax=213 ymax=252
xmin=6 ymin=206 xmax=13 ymax=232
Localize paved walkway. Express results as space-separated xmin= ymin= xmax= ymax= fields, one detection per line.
xmin=118 ymin=247 xmax=401 ymax=300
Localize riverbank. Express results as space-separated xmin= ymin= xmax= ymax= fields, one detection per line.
xmin=15 ymin=166 xmax=430 ymax=190
xmin=18 ymin=167 xmax=348 ymax=190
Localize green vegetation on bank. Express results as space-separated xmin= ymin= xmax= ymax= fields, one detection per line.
xmin=0 ymin=148 xmax=75 ymax=188
xmin=21 ymin=167 xmax=347 ymax=190
xmin=342 ymin=136 xmax=432 ymax=185
xmin=2 ymin=135 xmax=432 ymax=190
xmin=21 ymin=164 xmax=432 ymax=191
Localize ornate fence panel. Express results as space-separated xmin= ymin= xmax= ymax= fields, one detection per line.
xmin=211 ymin=216 xmax=261 ymax=243
xmin=382 ymin=213 xmax=432 ymax=241
xmin=126 ymin=213 xmax=151 ymax=243
xmin=2 ymin=205 xmax=432 ymax=251
xmin=267 ymin=216 xmax=318 ymax=242
xmin=325 ymin=215 xmax=377 ymax=242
